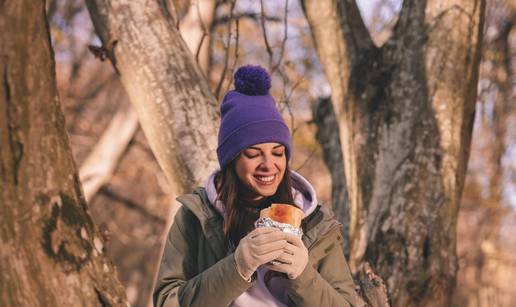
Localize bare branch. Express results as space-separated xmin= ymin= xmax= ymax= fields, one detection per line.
xmin=195 ymin=33 xmax=207 ymax=64
xmin=79 ymin=105 xmax=139 ymax=202
xmin=194 ymin=0 xmax=210 ymax=66
xmin=224 ymin=17 xmax=240 ymax=95
xmin=214 ymin=0 xmax=236 ymax=99
xmin=260 ymin=0 xmax=274 ymax=68
xmin=212 ymin=12 xmax=281 ymax=27
xmin=99 ymin=186 xmax=165 ymax=225
xmin=271 ymin=0 xmax=289 ymax=74
xmin=293 ymin=147 xmax=317 ymax=173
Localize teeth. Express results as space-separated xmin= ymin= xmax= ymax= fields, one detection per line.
xmin=255 ymin=175 xmax=274 ymax=182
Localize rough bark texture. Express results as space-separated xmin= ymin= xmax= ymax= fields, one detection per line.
xmin=85 ymin=0 xmax=220 ymax=200
xmin=0 ymin=1 xmax=128 ymax=306
xmin=302 ymin=0 xmax=486 ymax=306
xmin=312 ymin=96 xmax=350 ymax=256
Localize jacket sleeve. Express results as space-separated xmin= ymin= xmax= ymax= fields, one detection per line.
xmin=153 ymin=205 xmax=253 ymax=307
xmin=286 ymin=230 xmax=359 ymax=307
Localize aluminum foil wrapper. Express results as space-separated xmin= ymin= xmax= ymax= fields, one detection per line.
xmin=254 ymin=217 xmax=303 ymax=238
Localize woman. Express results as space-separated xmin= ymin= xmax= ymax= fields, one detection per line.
xmin=153 ymin=65 xmax=358 ymax=307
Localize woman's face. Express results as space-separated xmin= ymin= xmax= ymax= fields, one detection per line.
xmin=235 ymin=142 xmax=287 ymax=200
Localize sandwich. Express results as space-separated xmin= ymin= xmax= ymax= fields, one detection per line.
xmin=259 ymin=203 xmax=304 ymax=228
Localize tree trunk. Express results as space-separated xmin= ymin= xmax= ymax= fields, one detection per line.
xmin=0 ymin=1 xmax=128 ymax=306
xmin=84 ymin=2 xmax=221 ymax=305
xmin=302 ymin=0 xmax=485 ymax=306
xmin=85 ymin=0 xmax=220 ymax=201
xmin=311 ymin=96 xmax=350 ymax=256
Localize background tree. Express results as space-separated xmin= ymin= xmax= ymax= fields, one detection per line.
xmin=0 ymin=0 xmax=127 ymax=306
xmin=302 ymin=0 xmax=486 ymax=306
xmin=455 ymin=1 xmax=516 ymax=305
xmin=84 ymin=1 xmax=222 ymax=304
xmin=85 ymin=0 xmax=220 ymax=201
xmin=32 ymin=0 xmax=514 ymax=306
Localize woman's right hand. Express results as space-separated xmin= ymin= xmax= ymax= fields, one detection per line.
xmin=234 ymin=227 xmax=287 ymax=280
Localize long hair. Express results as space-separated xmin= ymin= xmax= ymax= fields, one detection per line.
xmin=215 ymin=160 xmax=294 ymax=251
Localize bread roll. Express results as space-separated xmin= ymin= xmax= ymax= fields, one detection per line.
xmin=259 ymin=203 xmax=304 ymax=228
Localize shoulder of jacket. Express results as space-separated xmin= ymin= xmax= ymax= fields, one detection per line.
xmin=176 ymin=187 xmax=218 ymax=223
xmin=318 ymin=204 xmax=337 ymax=219
xmin=303 ymin=204 xmax=337 ymax=230
xmin=176 ymin=187 xmax=205 ymax=206
xmin=302 ymin=204 xmax=342 ymax=247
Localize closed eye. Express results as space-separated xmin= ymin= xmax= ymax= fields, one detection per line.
xmin=243 ymin=151 xmax=260 ymax=158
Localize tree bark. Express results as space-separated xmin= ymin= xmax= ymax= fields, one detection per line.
xmin=85 ymin=0 xmax=220 ymax=201
xmin=0 ymin=1 xmax=128 ymax=306
xmin=302 ymin=0 xmax=486 ymax=306
xmin=84 ymin=2 xmax=221 ymax=305
xmin=311 ymin=96 xmax=350 ymax=256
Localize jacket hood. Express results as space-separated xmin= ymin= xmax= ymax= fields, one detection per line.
xmin=204 ymin=169 xmax=318 ymax=219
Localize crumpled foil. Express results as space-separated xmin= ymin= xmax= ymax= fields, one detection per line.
xmin=254 ymin=217 xmax=303 ymax=238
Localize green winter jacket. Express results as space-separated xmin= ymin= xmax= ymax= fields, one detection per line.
xmin=153 ymin=187 xmax=358 ymax=307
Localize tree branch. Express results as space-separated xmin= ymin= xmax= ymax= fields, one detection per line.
xmin=99 ymin=186 xmax=165 ymax=225
xmin=301 ymin=0 xmax=375 ymax=65
xmin=214 ymin=0 xmax=236 ymax=99
xmin=301 ymin=0 xmax=376 ymax=117
xmin=85 ymin=0 xmax=220 ymax=195
xmin=338 ymin=0 xmax=377 ymax=56
xmin=224 ymin=16 xmax=240 ymax=95
xmin=79 ymin=104 xmax=139 ymax=202
xmin=271 ymin=0 xmax=289 ymax=74
xmin=212 ymin=12 xmax=281 ymax=28
xmin=260 ymin=0 xmax=274 ymax=68
xmin=387 ymin=0 xmax=432 ymax=50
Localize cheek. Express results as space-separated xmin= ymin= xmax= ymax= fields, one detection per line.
xmin=235 ymin=159 xmax=256 ymax=181
xmin=277 ymin=158 xmax=287 ymax=173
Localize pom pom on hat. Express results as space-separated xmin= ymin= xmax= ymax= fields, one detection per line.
xmin=234 ymin=65 xmax=271 ymax=95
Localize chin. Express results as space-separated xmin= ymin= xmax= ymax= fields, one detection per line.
xmin=254 ymin=185 xmax=279 ymax=197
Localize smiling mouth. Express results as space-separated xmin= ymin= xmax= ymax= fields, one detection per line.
xmin=254 ymin=174 xmax=276 ymax=185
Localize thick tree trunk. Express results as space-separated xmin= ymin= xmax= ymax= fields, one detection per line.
xmin=0 ymin=1 xmax=128 ymax=306
xmin=302 ymin=1 xmax=485 ymax=306
xmin=85 ymin=2 xmax=221 ymax=305
xmin=85 ymin=0 xmax=220 ymax=201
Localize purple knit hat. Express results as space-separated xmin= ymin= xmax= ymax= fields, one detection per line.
xmin=217 ymin=65 xmax=291 ymax=168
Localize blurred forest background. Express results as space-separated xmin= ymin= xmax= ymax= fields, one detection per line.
xmin=8 ymin=0 xmax=514 ymax=306
xmin=49 ymin=0 xmax=514 ymax=306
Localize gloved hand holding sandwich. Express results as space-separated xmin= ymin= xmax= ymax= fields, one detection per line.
xmin=234 ymin=203 xmax=309 ymax=281
xmin=256 ymin=203 xmax=309 ymax=280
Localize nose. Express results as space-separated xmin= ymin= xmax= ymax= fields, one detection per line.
xmin=258 ymin=153 xmax=274 ymax=170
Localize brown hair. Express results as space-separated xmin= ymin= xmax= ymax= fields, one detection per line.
xmin=215 ymin=159 xmax=294 ymax=251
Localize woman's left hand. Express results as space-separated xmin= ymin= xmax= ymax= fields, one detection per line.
xmin=264 ymin=233 xmax=308 ymax=280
